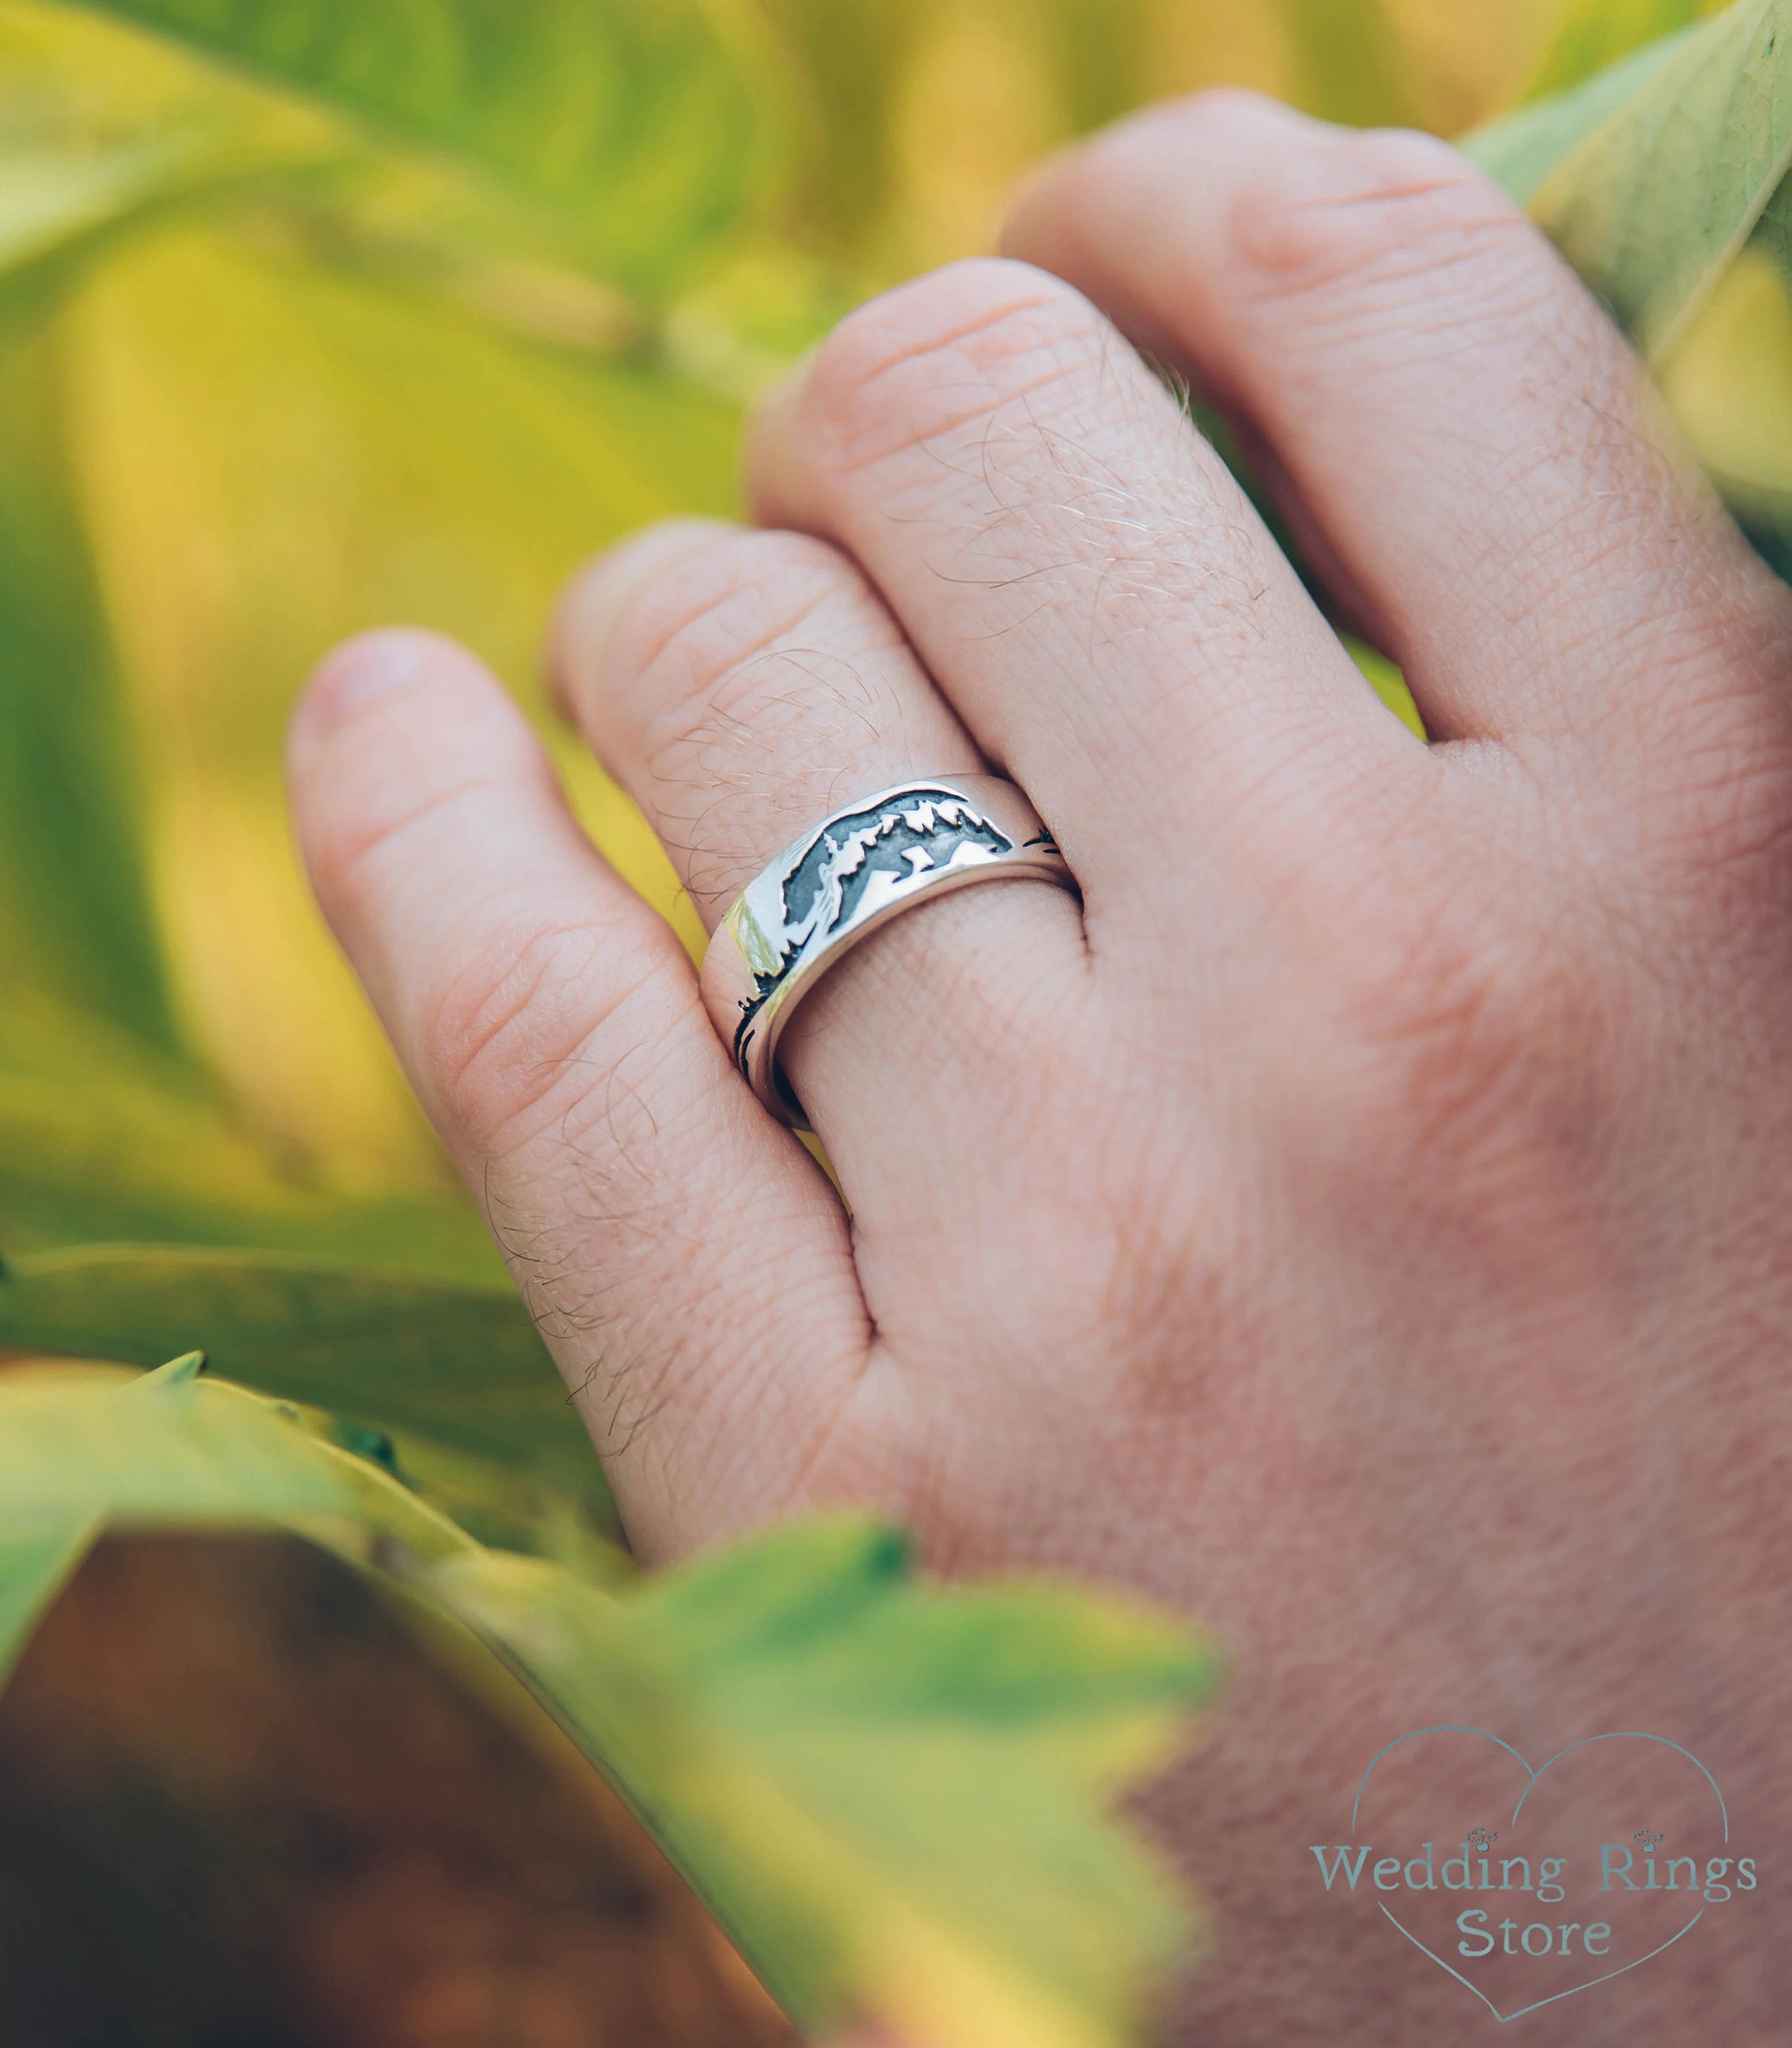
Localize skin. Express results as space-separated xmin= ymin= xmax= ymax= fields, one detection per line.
xmin=287 ymin=93 xmax=1791 ymax=2043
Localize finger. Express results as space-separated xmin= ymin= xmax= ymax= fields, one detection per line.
xmin=744 ymin=257 xmax=1417 ymax=921
xmin=549 ymin=520 xmax=984 ymax=928
xmin=287 ymin=628 xmax=870 ymax=1560
xmin=1000 ymin=90 xmax=1792 ymax=767
xmin=550 ymin=520 xmax=1088 ymax=1189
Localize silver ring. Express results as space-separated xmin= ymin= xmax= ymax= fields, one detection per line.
xmin=699 ymin=775 xmax=1077 ymax=1126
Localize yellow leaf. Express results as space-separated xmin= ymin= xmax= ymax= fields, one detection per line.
xmin=66 ymin=226 xmax=726 ymax=1186
xmin=1658 ymin=246 xmax=1792 ymax=507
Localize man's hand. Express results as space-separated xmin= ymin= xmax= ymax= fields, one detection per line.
xmin=287 ymin=93 xmax=1792 ymax=2040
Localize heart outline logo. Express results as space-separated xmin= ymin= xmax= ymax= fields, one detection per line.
xmin=1351 ymin=1726 xmax=1729 ymax=2023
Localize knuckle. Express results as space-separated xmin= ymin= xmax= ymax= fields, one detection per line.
xmin=803 ymin=255 xmax=1115 ymax=474
xmin=1228 ymin=125 xmax=1533 ymax=308
xmin=303 ymin=801 xmax=408 ymax=922
xmin=418 ymin=912 xmax=685 ymax=1151
xmin=612 ymin=528 xmax=863 ymax=738
xmin=799 ymin=255 xmax=1240 ymax=670
xmin=307 ymin=773 xmax=498 ymax=926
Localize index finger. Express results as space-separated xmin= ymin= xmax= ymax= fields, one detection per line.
xmin=287 ymin=627 xmax=873 ymax=1559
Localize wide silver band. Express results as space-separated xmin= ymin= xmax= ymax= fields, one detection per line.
xmin=699 ymin=775 xmax=1076 ymax=1126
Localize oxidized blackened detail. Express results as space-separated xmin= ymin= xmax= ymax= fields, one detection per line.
xmin=732 ymin=788 xmax=1012 ymax=1073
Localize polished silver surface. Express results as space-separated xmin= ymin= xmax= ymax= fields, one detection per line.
xmin=699 ymin=775 xmax=1077 ymax=1126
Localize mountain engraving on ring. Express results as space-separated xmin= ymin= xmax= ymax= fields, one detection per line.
xmin=732 ymin=788 xmax=1031 ymax=1075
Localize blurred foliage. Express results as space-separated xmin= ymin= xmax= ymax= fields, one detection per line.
xmin=0 ymin=1361 xmax=1217 ymax=2045
xmin=1474 ymin=0 xmax=1792 ymax=579
xmin=0 ymin=0 xmax=1759 ymax=1336
xmin=1519 ymin=0 xmax=1715 ymax=98
xmin=0 ymin=1528 xmax=803 ymax=2047
xmin=1 ymin=0 xmax=1788 ymax=2038
xmin=0 ymin=1245 xmax=620 ymax=1533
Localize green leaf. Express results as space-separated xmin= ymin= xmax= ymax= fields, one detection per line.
xmin=1464 ymin=27 xmax=1700 ymax=205
xmin=1344 ymin=636 xmax=1426 ymax=738
xmin=58 ymin=0 xmax=788 ymax=294
xmin=136 ymin=1345 xmax=203 ymax=1386
xmin=442 ymin=1518 xmax=1218 ymax=2047
xmin=0 ymin=1245 xmax=604 ymax=1496
xmin=109 ymin=1363 xmax=511 ymax=1566
xmin=0 ymin=1363 xmax=347 ymax=1677
xmin=0 ymin=9 xmax=365 ymax=328
xmin=0 ymin=1361 xmax=349 ymax=1522
xmin=1468 ymin=0 xmax=1792 ymax=358
xmin=0 ymin=324 xmax=175 ymax=1048
xmin=1466 ymin=3 xmax=1792 ymax=577
xmin=0 ymin=1511 xmax=99 ymax=1686
xmin=0 ymin=21 xmax=369 ymax=1064
xmin=274 ymin=1390 xmax=492 ymax=1569
xmin=36 ymin=223 xmax=726 ymax=1187
xmin=0 ymin=126 xmax=216 ymax=323
xmin=0 ymin=991 xmax=503 ymax=1272
xmin=1520 ymin=0 xmax=1708 ymax=105
xmin=1 ymin=1367 xmax=1209 ymax=2044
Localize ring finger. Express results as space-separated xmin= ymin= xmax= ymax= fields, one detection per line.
xmin=550 ymin=517 xmax=1090 ymax=1200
